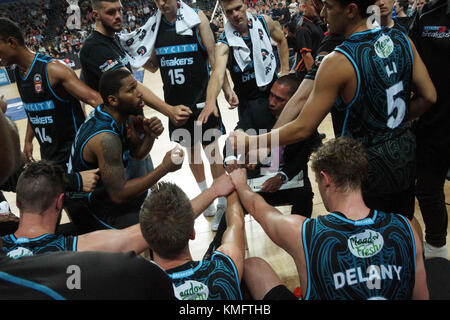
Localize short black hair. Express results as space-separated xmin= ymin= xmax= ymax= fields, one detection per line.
xmin=336 ymin=0 xmax=376 ymax=18
xmin=0 ymin=18 xmax=25 ymax=45
xmin=276 ymin=74 xmax=302 ymax=97
xmin=91 ymin=0 xmax=119 ymax=10
xmin=99 ymin=68 xmax=132 ymax=105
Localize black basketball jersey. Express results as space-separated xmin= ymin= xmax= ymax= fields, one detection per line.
xmin=1 ymin=233 xmax=77 ymax=259
xmin=302 ymin=210 xmax=416 ymax=300
xmin=67 ymin=105 xmax=145 ymax=229
xmin=167 ymin=251 xmax=242 ymax=300
xmin=334 ymin=27 xmax=416 ymax=194
xmin=218 ymin=15 xmax=277 ymax=101
xmin=155 ymin=14 xmax=209 ymax=114
xmin=14 ymin=53 xmax=85 ymax=167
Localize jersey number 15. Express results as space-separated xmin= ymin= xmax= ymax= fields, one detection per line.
xmin=168 ymin=68 xmax=185 ymax=85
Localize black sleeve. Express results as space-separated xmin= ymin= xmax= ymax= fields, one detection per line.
xmin=64 ymin=172 xmax=82 ymax=192
xmin=80 ymin=42 xmax=127 ymax=90
xmin=304 ymin=35 xmax=344 ymax=80
xmin=295 ymin=27 xmax=313 ymax=55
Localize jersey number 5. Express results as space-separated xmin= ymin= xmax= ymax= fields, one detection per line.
xmin=168 ymin=68 xmax=185 ymax=85
xmin=386 ymin=81 xmax=406 ymax=129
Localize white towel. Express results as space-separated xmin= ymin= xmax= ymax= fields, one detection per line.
xmin=224 ymin=11 xmax=276 ymax=87
xmin=118 ymin=1 xmax=201 ymax=71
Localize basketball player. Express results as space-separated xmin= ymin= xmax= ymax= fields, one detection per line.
xmin=230 ymin=0 xmax=437 ymax=219
xmin=140 ymin=178 xmax=245 ymax=300
xmin=65 ymin=68 xmax=183 ymax=233
xmin=231 ymin=137 xmax=428 ymax=299
xmin=0 ymin=18 xmax=101 ymax=193
xmin=143 ymin=0 xmax=230 ymax=228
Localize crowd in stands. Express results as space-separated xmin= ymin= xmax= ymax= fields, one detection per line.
xmin=0 ymin=0 xmax=425 ymax=61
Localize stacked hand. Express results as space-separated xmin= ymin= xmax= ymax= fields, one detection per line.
xmin=211 ymin=173 xmax=235 ymax=198
xmin=229 ymin=168 xmax=248 ymax=190
xmin=228 ymin=130 xmax=250 ymax=155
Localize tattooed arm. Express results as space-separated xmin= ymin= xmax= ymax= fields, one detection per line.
xmin=90 ymin=132 xmax=182 ymax=205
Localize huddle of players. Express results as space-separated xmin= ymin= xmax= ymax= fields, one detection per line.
xmin=0 ymin=0 xmax=447 ymax=300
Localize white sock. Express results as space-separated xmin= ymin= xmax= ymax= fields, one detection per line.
xmin=217 ymin=197 xmax=226 ymax=207
xmin=197 ymin=180 xmax=208 ymax=192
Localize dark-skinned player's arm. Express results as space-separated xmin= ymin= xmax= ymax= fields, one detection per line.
xmin=0 ymin=108 xmax=22 ymax=185
xmin=89 ymin=132 xmax=183 ymax=205
xmin=47 ymin=59 xmax=103 ymax=108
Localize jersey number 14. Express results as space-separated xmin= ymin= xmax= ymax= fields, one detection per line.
xmin=35 ymin=127 xmax=53 ymax=144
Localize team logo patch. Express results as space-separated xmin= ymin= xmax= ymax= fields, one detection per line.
xmin=233 ymin=31 xmax=242 ymax=38
xmin=248 ymin=18 xmax=253 ymax=29
xmin=258 ymin=28 xmax=264 ymax=40
xmin=174 ymin=280 xmax=209 ymax=300
xmin=374 ymin=34 xmax=394 ymax=59
xmin=126 ymin=38 xmax=134 ymax=47
xmin=7 ymin=247 xmax=34 ymax=259
xmin=138 ymin=29 xmax=147 ymax=41
xmin=34 ymin=74 xmax=43 ymax=94
xmin=261 ymin=48 xmax=269 ymax=61
xmin=348 ymin=230 xmax=384 ymax=258
xmin=137 ymin=46 xmax=147 ymax=56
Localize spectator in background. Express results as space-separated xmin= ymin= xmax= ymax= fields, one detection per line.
xmin=278 ymin=1 xmax=291 ymax=26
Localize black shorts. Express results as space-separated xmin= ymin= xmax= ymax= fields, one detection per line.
xmin=263 ymin=285 xmax=298 ymax=300
xmin=169 ymin=108 xmax=226 ymax=148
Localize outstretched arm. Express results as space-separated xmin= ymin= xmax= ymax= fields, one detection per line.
xmin=216 ymin=191 xmax=246 ymax=282
xmin=90 ymin=132 xmax=183 ymax=205
xmin=198 ymin=42 xmax=230 ymax=124
xmin=77 ymin=224 xmax=148 ymax=254
xmin=230 ymin=168 xmax=305 ymax=258
xmin=229 ymin=52 xmax=349 ymax=154
xmin=190 ymin=173 xmax=235 ymax=218
xmin=273 ymin=78 xmax=314 ymax=129
xmin=47 ymin=60 xmax=103 ymax=107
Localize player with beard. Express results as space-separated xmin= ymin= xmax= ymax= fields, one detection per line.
xmin=66 ymin=68 xmax=183 ymax=232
